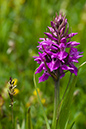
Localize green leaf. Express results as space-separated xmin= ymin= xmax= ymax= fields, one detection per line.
xmin=16 ymin=120 xmax=21 ymax=129
xmin=57 ymin=75 xmax=77 ymax=129
xmin=56 ymin=62 xmax=86 ymax=129
xmin=26 ymin=107 xmax=33 ymax=129
xmin=66 ymin=121 xmax=75 ymax=129
xmin=0 ymin=122 xmax=2 ymax=129
xmin=21 ymin=119 xmax=25 ymax=129
xmin=69 ymin=121 xmax=75 ymax=129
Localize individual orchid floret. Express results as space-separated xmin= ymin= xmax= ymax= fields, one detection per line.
xmin=33 ymin=12 xmax=83 ymax=83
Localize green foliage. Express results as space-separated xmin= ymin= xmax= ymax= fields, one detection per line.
xmin=26 ymin=108 xmax=33 ymax=129
xmin=57 ymin=75 xmax=77 ymax=129
xmin=0 ymin=0 xmax=86 ymax=129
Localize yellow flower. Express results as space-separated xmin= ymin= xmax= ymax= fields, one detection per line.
xmin=14 ymin=88 xmax=19 ymax=95
xmin=41 ymin=98 xmax=46 ymax=104
xmin=11 ymin=78 xmax=18 ymax=86
xmin=33 ymin=88 xmax=40 ymax=96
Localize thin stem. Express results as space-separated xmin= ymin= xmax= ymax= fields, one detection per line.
xmin=78 ymin=61 xmax=86 ymax=70
xmin=33 ymin=69 xmax=50 ymax=129
xmin=52 ymin=77 xmax=60 ymax=129
xmin=11 ymin=104 xmax=14 ymax=129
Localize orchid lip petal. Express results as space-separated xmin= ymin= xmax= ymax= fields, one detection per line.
xmin=38 ymin=72 xmax=50 ymax=83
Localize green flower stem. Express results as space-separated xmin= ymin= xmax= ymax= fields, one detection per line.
xmin=52 ymin=77 xmax=60 ymax=129
xmin=56 ymin=73 xmax=72 ymax=121
xmin=78 ymin=61 xmax=86 ymax=70
xmin=11 ymin=103 xmax=14 ymax=129
xmin=33 ymin=69 xmax=50 ymax=129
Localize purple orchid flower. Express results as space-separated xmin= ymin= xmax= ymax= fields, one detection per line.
xmin=33 ymin=13 xmax=83 ymax=83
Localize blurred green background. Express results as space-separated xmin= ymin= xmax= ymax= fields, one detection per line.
xmin=0 ymin=0 xmax=86 ymax=129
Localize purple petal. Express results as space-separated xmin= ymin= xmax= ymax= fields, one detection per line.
xmin=72 ymin=59 xmax=79 ymax=63
xmin=38 ymin=52 xmax=45 ymax=61
xmin=74 ymin=67 xmax=78 ymax=76
xmin=61 ymin=65 xmax=74 ymax=70
xmin=51 ymin=53 xmax=58 ymax=59
xmin=39 ymin=72 xmax=50 ymax=83
xmin=53 ymin=59 xmax=60 ymax=70
xmin=47 ymin=60 xmax=54 ymax=71
xmin=69 ymin=64 xmax=78 ymax=76
xmin=58 ymin=51 xmax=68 ymax=60
xmin=59 ymin=68 xmax=65 ymax=78
xmin=35 ymin=63 xmax=44 ymax=74
xmin=39 ymin=38 xmax=45 ymax=41
xmin=48 ymin=26 xmax=54 ymax=32
xmin=44 ymin=32 xmax=57 ymax=41
xmin=60 ymin=73 xmax=65 ymax=78
xmin=51 ymin=21 xmax=55 ymax=28
xmin=59 ymin=43 xmax=66 ymax=51
xmin=48 ymin=26 xmax=57 ymax=37
xmin=60 ymin=37 xmax=67 ymax=43
xmin=66 ymin=41 xmax=80 ymax=47
xmin=33 ymin=56 xmax=41 ymax=64
xmin=67 ymin=33 xmax=78 ymax=38
xmin=39 ymin=40 xmax=59 ymax=48
xmin=68 ymin=56 xmax=78 ymax=63
xmin=34 ymin=58 xmax=41 ymax=64
xmin=70 ymin=47 xmax=78 ymax=55
xmin=79 ymin=51 xmax=83 ymax=54
xmin=71 ymin=41 xmax=80 ymax=46
xmin=77 ymin=55 xmax=83 ymax=59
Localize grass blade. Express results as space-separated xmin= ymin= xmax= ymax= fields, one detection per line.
xmin=57 ymin=75 xmax=77 ymax=129
xmin=21 ymin=119 xmax=25 ymax=129
xmin=27 ymin=107 xmax=33 ymax=129
xmin=33 ymin=69 xmax=50 ymax=129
